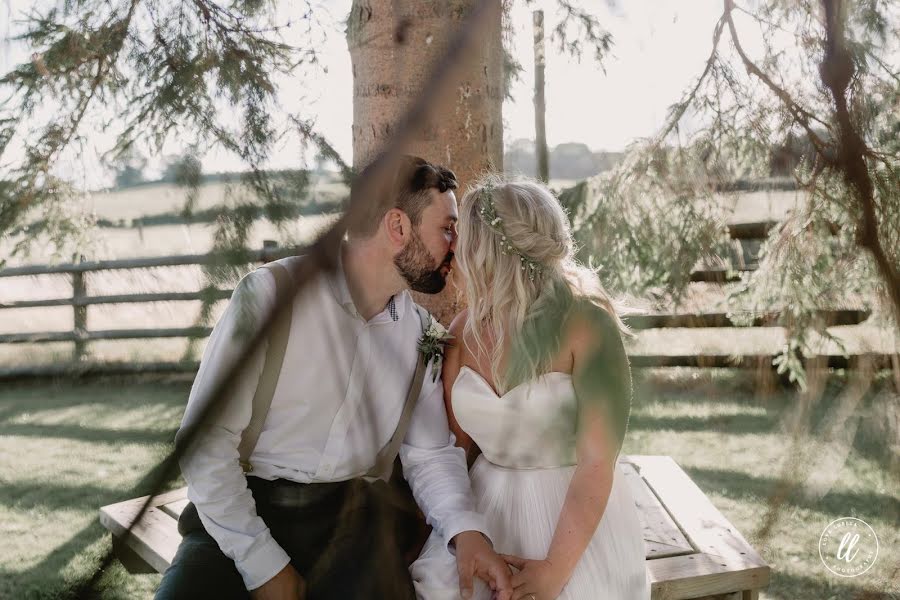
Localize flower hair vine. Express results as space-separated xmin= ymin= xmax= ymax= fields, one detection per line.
xmin=477 ymin=185 xmax=544 ymax=281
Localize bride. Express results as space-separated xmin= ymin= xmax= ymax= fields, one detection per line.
xmin=411 ymin=176 xmax=650 ymax=600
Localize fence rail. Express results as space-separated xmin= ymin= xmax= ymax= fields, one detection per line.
xmin=0 ymin=241 xmax=293 ymax=362
xmin=0 ymin=246 xmax=294 ymax=278
xmin=622 ymin=309 xmax=869 ymax=329
xmin=0 ymin=327 xmax=214 ymax=344
xmin=0 ymin=290 xmax=234 ymax=310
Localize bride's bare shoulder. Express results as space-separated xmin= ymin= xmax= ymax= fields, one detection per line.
xmin=444 ymin=309 xmax=470 ymax=364
xmin=448 ymin=308 xmax=488 ymax=370
xmin=448 ymin=308 xmax=469 ymax=338
xmin=563 ymin=299 xmax=623 ymax=358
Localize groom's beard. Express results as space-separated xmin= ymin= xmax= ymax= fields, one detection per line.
xmin=395 ymin=230 xmax=453 ymax=294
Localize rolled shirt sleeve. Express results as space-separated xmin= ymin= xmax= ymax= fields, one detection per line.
xmin=176 ymin=269 xmax=290 ymax=590
xmin=399 ymin=373 xmax=492 ymax=548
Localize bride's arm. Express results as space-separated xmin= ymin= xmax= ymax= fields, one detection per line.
xmin=443 ymin=310 xmax=480 ymax=467
xmin=545 ymin=305 xmax=631 ymax=586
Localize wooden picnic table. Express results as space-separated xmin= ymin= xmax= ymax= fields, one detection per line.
xmin=100 ymin=455 xmax=770 ymax=599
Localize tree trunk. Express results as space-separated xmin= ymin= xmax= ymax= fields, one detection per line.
xmin=533 ymin=10 xmax=549 ymax=183
xmin=347 ymin=0 xmax=504 ymax=324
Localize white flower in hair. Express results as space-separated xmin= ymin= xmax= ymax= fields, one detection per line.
xmin=477 ymin=184 xmax=545 ymax=281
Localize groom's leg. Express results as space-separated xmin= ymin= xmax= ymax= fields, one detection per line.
xmin=154 ymin=529 xmax=249 ymax=600
xmin=295 ymin=480 xmax=416 ymax=600
xmin=322 ymin=491 xmax=415 ymax=600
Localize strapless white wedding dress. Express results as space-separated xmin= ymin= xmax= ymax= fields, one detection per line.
xmin=411 ymin=366 xmax=650 ymax=600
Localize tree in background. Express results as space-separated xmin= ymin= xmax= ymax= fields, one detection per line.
xmin=504 ymin=137 xmax=623 ymax=180
xmin=112 ymin=148 xmax=148 ymax=188
xmin=161 ymin=153 xmax=202 ymax=185
xmin=1 ymin=4 xmax=896 ymax=594
xmin=563 ymin=0 xmax=898 ymax=388
xmin=346 ymin=0 xmax=504 ymax=322
xmin=162 ymin=152 xmax=203 ymax=217
xmin=2 ymin=0 xmax=894 ymax=371
xmin=0 ymin=0 xmax=331 ymax=269
xmin=345 ymin=0 xmax=612 ymax=321
xmin=0 ymin=0 xmax=611 ymax=323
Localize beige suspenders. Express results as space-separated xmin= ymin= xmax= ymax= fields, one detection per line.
xmin=237 ymin=260 xmax=295 ymax=473
xmin=362 ymin=307 xmax=430 ymax=482
xmin=237 ymin=258 xmax=431 ymax=481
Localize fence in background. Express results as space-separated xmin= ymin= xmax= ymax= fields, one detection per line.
xmin=0 ymin=228 xmax=888 ymax=379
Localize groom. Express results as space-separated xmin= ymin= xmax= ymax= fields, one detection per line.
xmin=155 ymin=156 xmax=512 ymax=600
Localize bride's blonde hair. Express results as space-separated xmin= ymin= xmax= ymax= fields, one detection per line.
xmin=456 ymin=174 xmax=630 ymax=395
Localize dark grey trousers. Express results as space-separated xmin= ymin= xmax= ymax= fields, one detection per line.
xmin=154 ymin=477 xmax=419 ymax=600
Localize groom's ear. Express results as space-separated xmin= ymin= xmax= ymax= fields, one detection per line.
xmin=384 ymin=207 xmax=412 ymax=248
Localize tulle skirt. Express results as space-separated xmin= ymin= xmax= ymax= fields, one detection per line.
xmin=411 ymin=456 xmax=651 ymax=600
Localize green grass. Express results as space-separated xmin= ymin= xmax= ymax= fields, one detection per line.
xmin=0 ymin=371 xmax=897 ymax=599
xmin=627 ymin=369 xmax=899 ymax=599
xmin=0 ymin=377 xmax=189 ymax=599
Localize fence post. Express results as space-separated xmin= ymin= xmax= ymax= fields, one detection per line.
xmin=533 ymin=9 xmax=549 ymax=183
xmin=72 ymin=255 xmax=87 ymax=361
xmin=262 ymin=240 xmax=277 ymax=264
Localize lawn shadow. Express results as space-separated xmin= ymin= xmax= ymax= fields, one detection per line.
xmin=1 ymin=480 xmax=146 ymax=512
xmin=0 ymin=376 xmax=189 ymax=598
xmin=633 ymin=370 xmax=899 ymax=473
xmin=0 ymin=376 xmax=191 ymax=420
xmin=0 ymin=422 xmax=177 ymax=446
xmin=764 ymin=564 xmax=895 ymax=599
xmin=684 ymin=465 xmax=900 ymax=524
xmin=629 ymin=412 xmax=775 ymax=434
xmin=0 ymin=520 xmax=105 ymax=600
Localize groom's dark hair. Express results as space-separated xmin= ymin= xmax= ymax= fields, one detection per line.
xmin=349 ymin=154 xmax=458 ymax=238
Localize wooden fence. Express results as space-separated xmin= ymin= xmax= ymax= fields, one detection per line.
xmin=0 ymin=228 xmax=887 ymax=379
xmin=0 ymin=241 xmax=288 ymax=372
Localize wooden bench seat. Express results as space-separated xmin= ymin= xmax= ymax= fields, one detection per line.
xmin=100 ymin=455 xmax=770 ymax=599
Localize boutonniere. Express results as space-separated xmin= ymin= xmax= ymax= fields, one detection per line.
xmin=417 ymin=315 xmax=454 ymax=382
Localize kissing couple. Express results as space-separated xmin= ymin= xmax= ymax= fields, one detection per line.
xmin=156 ymin=156 xmax=650 ymax=600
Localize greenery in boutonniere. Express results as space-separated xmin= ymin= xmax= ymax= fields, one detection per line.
xmin=418 ymin=315 xmax=454 ymax=382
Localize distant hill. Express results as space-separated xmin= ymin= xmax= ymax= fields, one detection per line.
xmin=504 ymin=139 xmax=624 ymax=180
xmin=109 ymin=167 xmax=345 ymax=192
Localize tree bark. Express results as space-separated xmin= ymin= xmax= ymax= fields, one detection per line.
xmin=819 ymin=0 xmax=900 ymax=323
xmin=347 ymin=0 xmax=504 ymax=324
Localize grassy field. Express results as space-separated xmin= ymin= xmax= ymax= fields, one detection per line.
xmin=0 ymin=369 xmax=896 ymax=599
xmin=84 ymin=177 xmax=348 ymax=224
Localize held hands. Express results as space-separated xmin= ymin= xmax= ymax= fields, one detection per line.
xmin=250 ymin=564 xmax=307 ymax=600
xmin=500 ymin=555 xmax=567 ymax=600
xmin=453 ymin=531 xmax=514 ymax=600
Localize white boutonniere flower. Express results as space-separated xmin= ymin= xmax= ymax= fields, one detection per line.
xmin=417 ymin=315 xmax=454 ymax=381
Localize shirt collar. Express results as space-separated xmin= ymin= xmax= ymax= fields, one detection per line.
xmin=329 ymin=245 xmax=402 ymax=323
xmin=329 ymin=246 xmax=354 ymax=310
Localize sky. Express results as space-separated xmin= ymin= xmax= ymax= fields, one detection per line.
xmin=0 ymin=0 xmax=727 ymax=185
xmin=297 ymin=0 xmax=724 ymax=157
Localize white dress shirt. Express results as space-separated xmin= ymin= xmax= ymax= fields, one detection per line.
xmin=177 ymin=254 xmax=487 ymax=590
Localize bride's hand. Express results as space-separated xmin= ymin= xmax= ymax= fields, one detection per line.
xmin=500 ymin=554 xmax=567 ymax=600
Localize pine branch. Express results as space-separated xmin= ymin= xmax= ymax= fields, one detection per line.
xmin=291 ymin=115 xmax=354 ymax=183
xmin=723 ymin=0 xmax=832 ymax=157
xmin=818 ymin=0 xmax=900 ymax=322
xmin=6 ymin=0 xmax=140 ymax=219
xmin=552 ymin=0 xmax=613 ymax=64
xmin=654 ymin=10 xmax=728 ymax=146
